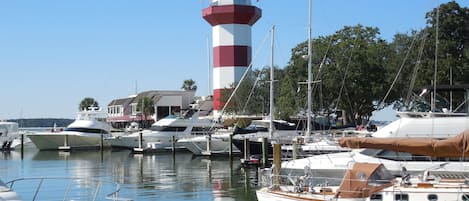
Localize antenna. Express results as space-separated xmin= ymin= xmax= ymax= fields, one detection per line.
xmin=135 ymin=80 xmax=138 ymax=95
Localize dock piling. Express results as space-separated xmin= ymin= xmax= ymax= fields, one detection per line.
xmin=21 ymin=134 xmax=24 ymax=159
xmin=292 ymin=142 xmax=298 ymax=160
xmin=133 ymin=131 xmax=144 ymax=153
xmin=261 ymin=137 xmax=268 ymax=167
xmin=273 ymin=143 xmax=281 ymax=186
xmin=171 ymin=135 xmax=176 ymax=152
xmin=58 ymin=135 xmax=71 ymax=151
xmin=228 ymin=134 xmax=233 ymax=158
xmin=243 ymin=138 xmax=250 ymax=161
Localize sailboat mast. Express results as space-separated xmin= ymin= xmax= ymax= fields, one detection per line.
xmin=432 ymin=3 xmax=440 ymax=112
xmin=306 ymin=0 xmax=313 ymax=138
xmin=269 ymin=25 xmax=275 ymax=139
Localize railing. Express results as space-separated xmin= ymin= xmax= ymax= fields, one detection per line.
xmin=5 ymin=177 xmax=132 ymax=201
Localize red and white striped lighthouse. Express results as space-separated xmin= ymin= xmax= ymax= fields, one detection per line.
xmin=203 ymin=0 xmax=261 ymax=116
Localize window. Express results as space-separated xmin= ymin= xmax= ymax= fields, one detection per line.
xmin=428 ymin=194 xmax=438 ymax=201
xmin=462 ymin=194 xmax=469 ymax=201
xmin=64 ymin=127 xmax=110 ymax=134
xmin=370 ymin=194 xmax=382 ymax=201
xmin=395 ymin=194 xmax=408 ymax=201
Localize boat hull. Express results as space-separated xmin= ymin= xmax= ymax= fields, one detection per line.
xmin=178 ymin=136 xmax=241 ymax=155
xmin=107 ymin=131 xmax=188 ymax=151
xmin=27 ymin=132 xmax=111 ymax=150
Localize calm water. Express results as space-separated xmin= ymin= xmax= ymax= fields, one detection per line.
xmin=0 ymin=147 xmax=259 ymax=201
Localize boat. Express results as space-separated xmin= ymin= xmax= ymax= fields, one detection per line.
xmin=0 ymin=122 xmax=20 ymax=150
xmin=281 ymin=111 xmax=469 ymax=178
xmin=257 ymin=162 xmax=469 ymax=201
xmin=177 ymin=129 xmax=241 ymax=155
xmin=0 ymin=179 xmax=22 ymax=201
xmin=107 ymin=111 xmax=222 ymax=151
xmin=231 ymin=119 xmax=301 ymax=155
xmin=339 ymin=128 xmax=469 ymax=158
xmin=27 ymin=107 xmax=113 ymax=150
xmin=282 ymin=136 xmax=351 ymax=157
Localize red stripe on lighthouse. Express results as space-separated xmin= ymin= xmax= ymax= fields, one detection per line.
xmin=203 ymin=5 xmax=261 ymax=26
xmin=213 ymin=46 xmax=251 ymax=67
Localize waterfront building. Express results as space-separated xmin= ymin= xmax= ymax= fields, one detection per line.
xmin=107 ymin=90 xmax=199 ymax=128
xmin=203 ymin=0 xmax=262 ymax=117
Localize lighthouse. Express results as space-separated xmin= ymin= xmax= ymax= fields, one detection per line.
xmin=203 ymin=0 xmax=261 ymax=117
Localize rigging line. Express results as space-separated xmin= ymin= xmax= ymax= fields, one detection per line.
xmin=378 ymin=29 xmax=419 ymax=110
xmin=334 ymin=35 xmax=359 ymax=113
xmin=343 ymin=86 xmax=358 ymax=124
xmin=312 ymin=36 xmax=334 ymax=91
xmin=213 ymin=27 xmax=272 ymax=129
xmin=453 ymin=97 xmax=469 ymax=113
xmin=241 ymin=72 xmax=261 ymax=114
xmin=298 ymin=37 xmax=334 ymax=132
xmin=312 ymin=36 xmax=334 ymax=112
xmin=405 ymin=31 xmax=428 ymax=106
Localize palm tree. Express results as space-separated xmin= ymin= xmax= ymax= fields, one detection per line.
xmin=136 ymin=96 xmax=155 ymax=128
xmin=181 ymin=79 xmax=197 ymax=91
xmin=79 ymin=97 xmax=99 ymax=111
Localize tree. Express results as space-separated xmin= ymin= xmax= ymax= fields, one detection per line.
xmin=79 ymin=97 xmax=99 ymax=111
xmin=136 ymin=96 xmax=155 ymax=128
xmin=419 ymin=1 xmax=469 ymax=86
xmin=387 ymin=1 xmax=469 ymax=112
xmin=278 ymin=25 xmax=392 ymax=125
xmin=277 ymin=68 xmax=300 ymax=120
xmin=181 ymin=79 xmax=197 ymax=91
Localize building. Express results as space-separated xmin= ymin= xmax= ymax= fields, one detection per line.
xmin=107 ymin=90 xmax=197 ymax=128
xmin=202 ymin=0 xmax=261 ymax=117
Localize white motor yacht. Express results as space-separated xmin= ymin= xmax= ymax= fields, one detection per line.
xmin=107 ymin=112 xmax=222 ymax=151
xmin=177 ymin=129 xmax=241 ymax=155
xmin=0 ymin=122 xmax=20 ymax=150
xmin=27 ymin=107 xmax=112 ymax=150
xmin=231 ymin=119 xmax=302 ymax=155
xmin=281 ymin=112 xmax=469 ymax=177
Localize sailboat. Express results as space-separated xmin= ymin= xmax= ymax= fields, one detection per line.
xmin=257 ymin=161 xmax=469 ymax=201
xmin=277 ymin=0 xmax=469 ymax=177
xmin=230 ymin=25 xmax=302 ymax=158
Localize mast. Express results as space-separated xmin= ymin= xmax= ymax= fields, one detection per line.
xmin=306 ymin=0 xmax=313 ymax=138
xmin=432 ymin=3 xmax=440 ymax=112
xmin=269 ymin=25 xmax=275 ymax=139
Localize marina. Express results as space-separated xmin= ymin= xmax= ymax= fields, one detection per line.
xmin=1 ymin=0 xmax=469 ymax=200
xmin=0 ymin=147 xmax=259 ymax=201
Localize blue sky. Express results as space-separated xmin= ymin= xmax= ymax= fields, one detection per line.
xmin=1 ymin=0 xmax=467 ymax=120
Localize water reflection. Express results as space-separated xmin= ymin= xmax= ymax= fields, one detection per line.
xmin=1 ymin=149 xmax=259 ymax=201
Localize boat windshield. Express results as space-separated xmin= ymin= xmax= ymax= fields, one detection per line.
xmin=150 ymin=126 xmax=187 ymax=132
xmin=367 ymin=165 xmax=394 ymax=186
xmin=360 ymin=148 xmax=469 ymax=162
xmin=64 ymin=127 xmax=110 ymax=134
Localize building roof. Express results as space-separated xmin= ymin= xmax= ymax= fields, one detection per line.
xmin=131 ymin=90 xmax=194 ymax=104
xmin=108 ymin=97 xmax=135 ymax=106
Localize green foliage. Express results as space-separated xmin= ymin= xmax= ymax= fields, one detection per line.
xmin=136 ymin=96 xmax=155 ymax=128
xmin=136 ymin=96 xmax=155 ymax=116
xmin=215 ymin=2 xmax=468 ymax=125
xmin=274 ymin=1 xmax=468 ymax=125
xmin=79 ymin=97 xmax=99 ymax=111
xmin=181 ymin=79 xmax=197 ymax=91
xmin=420 ymin=1 xmax=469 ymax=85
